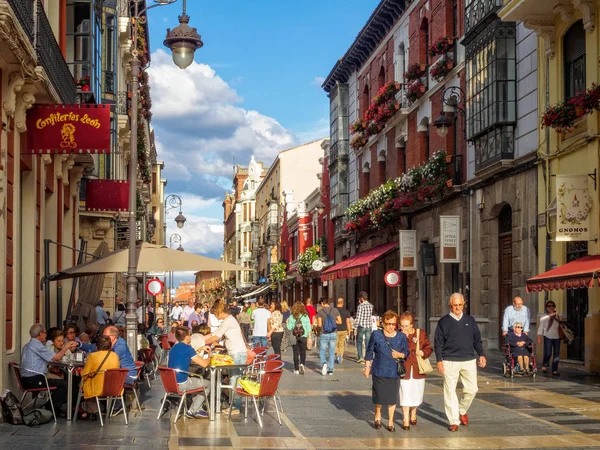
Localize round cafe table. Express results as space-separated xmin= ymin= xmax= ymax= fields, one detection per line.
xmin=48 ymin=358 xmax=86 ymax=421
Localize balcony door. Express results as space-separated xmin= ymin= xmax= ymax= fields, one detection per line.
xmin=498 ymin=205 xmax=512 ymax=347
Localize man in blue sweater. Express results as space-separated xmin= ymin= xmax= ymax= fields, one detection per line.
xmin=434 ymin=293 xmax=486 ymax=432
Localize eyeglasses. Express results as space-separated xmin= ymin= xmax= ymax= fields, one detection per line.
xmin=514 ymin=326 xmax=523 ymax=328
xmin=383 ymin=322 xmax=397 ymax=326
xmin=546 ymin=304 xmax=555 ymax=308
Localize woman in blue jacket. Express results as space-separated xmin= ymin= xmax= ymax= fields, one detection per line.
xmin=364 ymin=310 xmax=408 ymax=432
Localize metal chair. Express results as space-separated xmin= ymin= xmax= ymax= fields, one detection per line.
xmin=156 ymin=367 xmax=209 ymax=424
xmin=123 ymin=362 xmax=145 ymax=413
xmin=229 ymin=361 xmax=284 ymax=427
xmin=9 ymin=362 xmax=57 ymax=422
xmin=138 ymin=347 xmax=157 ymax=387
xmin=74 ymin=368 xmax=129 ymax=426
xmin=159 ymin=335 xmax=172 ymax=364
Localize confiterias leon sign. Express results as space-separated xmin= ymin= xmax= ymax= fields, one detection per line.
xmin=26 ymin=104 xmax=111 ymax=154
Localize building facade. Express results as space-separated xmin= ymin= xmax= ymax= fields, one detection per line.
xmin=0 ymin=0 xmax=162 ymax=398
xmin=499 ymin=0 xmax=600 ymax=371
xmin=321 ymin=0 xmax=540 ymax=351
xmin=253 ymin=139 xmax=326 ymax=286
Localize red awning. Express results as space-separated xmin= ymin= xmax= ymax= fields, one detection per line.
xmin=525 ymin=255 xmax=600 ymax=292
xmin=321 ymin=241 xmax=398 ymax=282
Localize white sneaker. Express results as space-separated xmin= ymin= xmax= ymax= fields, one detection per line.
xmin=294 ymin=370 xmax=299 ymax=375
xmin=321 ymin=363 xmax=328 ymax=376
xmin=299 ymin=364 xmax=305 ymax=375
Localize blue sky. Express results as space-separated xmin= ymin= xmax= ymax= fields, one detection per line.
xmin=145 ymin=0 xmax=378 ymax=281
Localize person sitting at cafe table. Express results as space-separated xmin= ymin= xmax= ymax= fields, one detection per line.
xmin=102 ymin=326 xmax=137 ymax=385
xmin=21 ymin=323 xmax=79 ymax=415
xmin=168 ymin=326 xmax=211 ymax=418
xmin=47 ymin=330 xmax=73 ymax=379
xmin=79 ymin=335 xmax=120 ymax=420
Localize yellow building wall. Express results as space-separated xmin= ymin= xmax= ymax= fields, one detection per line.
xmin=535 ymin=8 xmax=600 ymax=372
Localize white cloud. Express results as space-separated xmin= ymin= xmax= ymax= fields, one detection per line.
xmin=148 ymin=49 xmax=295 ymax=182
xmin=312 ymin=76 xmax=325 ymax=86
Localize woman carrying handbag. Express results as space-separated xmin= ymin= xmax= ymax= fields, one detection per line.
xmin=398 ymin=312 xmax=433 ymax=430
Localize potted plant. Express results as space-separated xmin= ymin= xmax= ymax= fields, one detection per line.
xmin=430 ymin=58 xmax=454 ymax=82
xmin=406 ymin=81 xmax=425 ymax=103
xmin=405 ymin=63 xmax=427 ymax=81
xmin=76 ymin=75 xmax=91 ymax=91
xmin=428 ymin=36 xmax=455 ymax=57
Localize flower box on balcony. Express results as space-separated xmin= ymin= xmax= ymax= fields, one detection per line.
xmin=428 ymin=36 xmax=455 ymax=57
xmin=541 ymin=83 xmax=600 ymax=133
xmin=405 ymin=63 xmax=427 ymax=81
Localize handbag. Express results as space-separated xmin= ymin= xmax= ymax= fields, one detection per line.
xmin=383 ymin=332 xmax=406 ymax=377
xmin=416 ymin=329 xmax=433 ymax=374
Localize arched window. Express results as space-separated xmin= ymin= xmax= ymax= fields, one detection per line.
xmin=378 ymin=66 xmax=385 ymax=89
xmin=420 ymin=18 xmax=429 ymax=65
xmin=564 ymin=20 xmax=586 ymax=100
xmin=361 ymin=84 xmax=370 ymax=117
xmin=396 ymin=43 xmax=405 ymax=82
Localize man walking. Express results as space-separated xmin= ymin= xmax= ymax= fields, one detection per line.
xmin=502 ymin=296 xmax=531 ymax=336
xmin=95 ymin=300 xmax=109 ymax=325
xmin=251 ymin=298 xmax=271 ymax=347
xmin=335 ymin=298 xmax=352 ymax=364
xmin=434 ymin=293 xmax=486 ymax=432
xmin=355 ymin=291 xmax=373 ymax=363
xmin=316 ymin=297 xmax=341 ymax=375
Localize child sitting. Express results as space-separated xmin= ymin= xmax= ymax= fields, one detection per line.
xmin=507 ymin=322 xmax=533 ymax=374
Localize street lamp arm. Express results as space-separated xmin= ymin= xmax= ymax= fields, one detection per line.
xmin=165 ymin=193 xmax=183 ymax=213
xmin=135 ymin=0 xmax=178 ymax=19
xmin=441 ymin=86 xmax=466 ymax=117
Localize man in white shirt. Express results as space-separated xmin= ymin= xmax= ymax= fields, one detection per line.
xmin=170 ymin=302 xmax=183 ymax=323
xmin=251 ymin=298 xmax=271 ymax=347
xmin=182 ymin=298 xmax=195 ymax=326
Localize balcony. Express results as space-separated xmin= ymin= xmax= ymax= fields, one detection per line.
xmin=7 ymin=0 xmax=34 ymax=42
xmin=498 ymin=0 xmax=569 ymax=23
xmin=465 ymin=0 xmax=503 ymax=35
xmin=473 ymin=126 xmax=515 ymax=175
xmin=35 ymin=1 xmax=76 ymax=104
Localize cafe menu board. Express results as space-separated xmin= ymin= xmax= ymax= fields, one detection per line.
xmin=399 ymin=230 xmax=417 ymax=271
xmin=440 ymin=216 xmax=460 ymax=263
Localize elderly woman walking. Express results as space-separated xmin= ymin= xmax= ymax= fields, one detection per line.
xmin=364 ymin=310 xmax=408 ymax=432
xmin=398 ymin=311 xmax=433 ymax=430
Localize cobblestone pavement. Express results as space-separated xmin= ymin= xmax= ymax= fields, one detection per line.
xmin=2 ymin=341 xmax=600 ymax=449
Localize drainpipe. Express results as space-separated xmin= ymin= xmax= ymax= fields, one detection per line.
xmin=466 ymin=189 xmax=472 ymax=316
xmin=544 ymin=54 xmax=551 ymax=305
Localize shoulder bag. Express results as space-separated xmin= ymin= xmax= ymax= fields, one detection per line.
xmin=383 ymin=331 xmax=406 ymax=377
xmin=85 ymin=350 xmax=113 ymax=380
xmin=416 ymin=329 xmax=433 ymax=374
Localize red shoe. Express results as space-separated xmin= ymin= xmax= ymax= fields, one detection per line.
xmin=459 ymin=414 xmax=468 ymax=426
xmin=448 ymin=424 xmax=459 ymax=432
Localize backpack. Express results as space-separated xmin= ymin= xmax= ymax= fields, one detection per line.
xmin=1 ymin=390 xmax=24 ymax=425
xmin=292 ymin=316 xmax=305 ymax=337
xmin=323 ymin=309 xmax=337 ymax=334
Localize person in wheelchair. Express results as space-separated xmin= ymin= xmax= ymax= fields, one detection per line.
xmin=506 ymin=322 xmax=533 ymax=374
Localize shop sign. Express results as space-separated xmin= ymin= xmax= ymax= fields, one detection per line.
xmin=440 ymin=216 xmax=460 ymax=263
xmin=26 ymin=104 xmax=111 ymax=154
xmin=399 ymin=230 xmax=417 ymax=271
xmin=556 ymin=174 xmax=592 ymax=241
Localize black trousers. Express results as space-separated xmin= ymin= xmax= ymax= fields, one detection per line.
xmin=271 ymin=331 xmax=284 ymax=356
xmin=292 ymin=337 xmax=307 ymax=370
xmin=240 ymin=323 xmax=250 ymax=342
xmin=21 ymin=374 xmax=69 ymax=410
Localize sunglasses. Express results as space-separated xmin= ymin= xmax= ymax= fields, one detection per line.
xmin=514 ymin=326 xmax=522 ymax=328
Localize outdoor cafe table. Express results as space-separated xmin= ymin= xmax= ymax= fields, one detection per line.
xmin=48 ymin=359 xmax=85 ymax=421
xmin=208 ymin=363 xmax=248 ymax=421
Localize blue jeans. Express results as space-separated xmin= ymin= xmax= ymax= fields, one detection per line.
xmin=252 ymin=336 xmax=268 ymax=348
xmin=319 ymin=332 xmax=337 ymax=372
xmin=543 ymin=336 xmax=561 ymax=372
xmin=229 ymin=351 xmax=247 ymax=408
xmin=356 ymin=327 xmax=372 ymax=360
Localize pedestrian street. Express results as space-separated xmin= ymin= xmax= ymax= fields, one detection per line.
xmin=172 ymin=347 xmax=600 ymax=449
xmin=1 ymin=344 xmax=599 ymax=450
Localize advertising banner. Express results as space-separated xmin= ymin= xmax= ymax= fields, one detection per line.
xmin=556 ymin=174 xmax=592 ymax=241
xmin=399 ymin=230 xmax=417 ymax=271
xmin=84 ymin=179 xmax=129 ymax=212
xmin=26 ymin=104 xmax=111 ymax=154
xmin=440 ymin=216 xmax=461 ymax=263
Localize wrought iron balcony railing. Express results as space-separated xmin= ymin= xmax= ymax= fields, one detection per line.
xmin=35 ymin=1 xmax=76 ymax=104
xmin=8 ymin=0 xmax=34 ymax=42
xmin=114 ymin=91 xmax=130 ymax=115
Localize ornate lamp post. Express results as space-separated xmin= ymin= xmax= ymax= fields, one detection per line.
xmin=163 ymin=194 xmax=186 ymax=246
xmin=126 ymin=0 xmax=202 ymax=353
